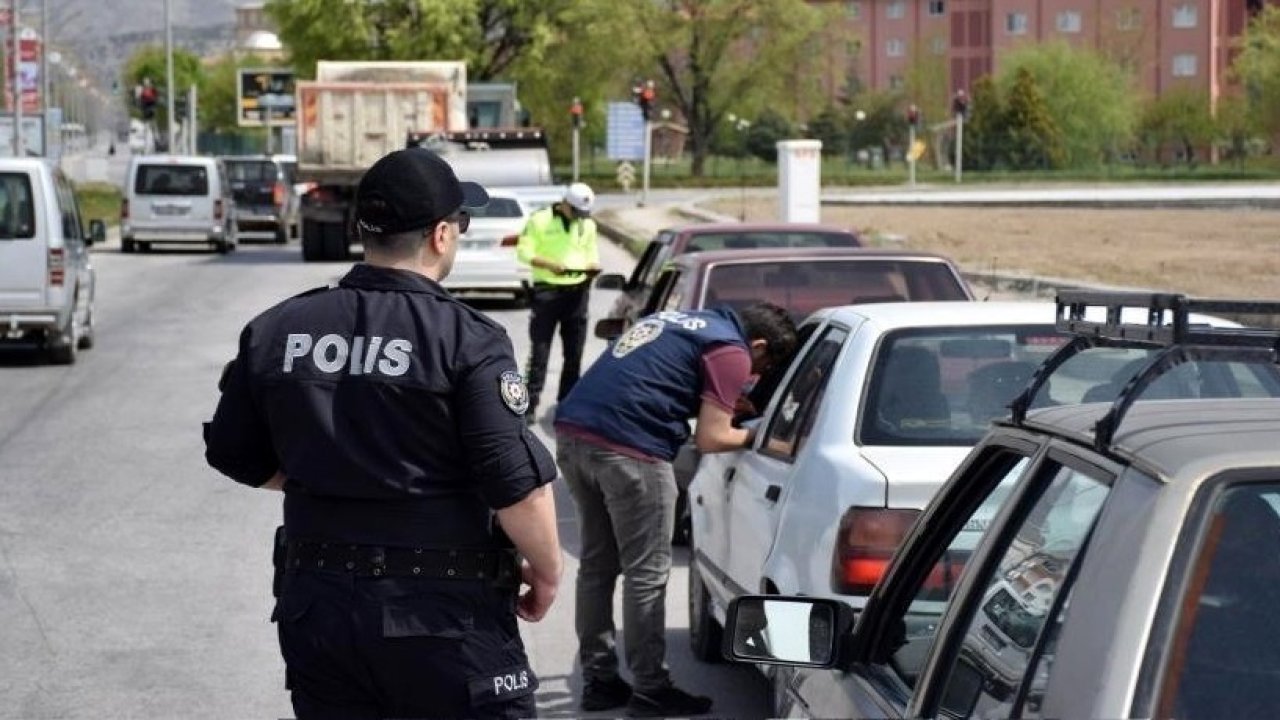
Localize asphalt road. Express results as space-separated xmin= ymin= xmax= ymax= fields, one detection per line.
xmin=0 ymin=223 xmax=769 ymax=718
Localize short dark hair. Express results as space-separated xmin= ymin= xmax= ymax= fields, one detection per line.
xmin=739 ymin=302 xmax=798 ymax=367
xmin=361 ymin=227 xmax=427 ymax=259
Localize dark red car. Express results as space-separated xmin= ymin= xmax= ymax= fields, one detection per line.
xmin=595 ymin=223 xmax=863 ymax=328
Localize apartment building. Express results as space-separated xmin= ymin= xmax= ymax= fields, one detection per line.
xmin=811 ymin=0 xmax=1275 ymax=110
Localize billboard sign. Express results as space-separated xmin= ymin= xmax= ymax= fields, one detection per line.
xmin=237 ymin=68 xmax=295 ymax=127
xmin=606 ymin=101 xmax=645 ymax=161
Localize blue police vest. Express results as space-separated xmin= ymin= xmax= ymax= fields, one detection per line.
xmin=556 ymin=308 xmax=747 ymax=461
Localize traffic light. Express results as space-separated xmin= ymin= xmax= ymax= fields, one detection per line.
xmin=137 ymin=79 xmax=158 ymax=120
xmin=633 ymin=79 xmax=656 ymax=122
xmin=906 ymin=103 xmax=921 ymax=128
xmin=952 ymin=89 xmax=969 ymax=118
xmin=570 ymin=96 xmax=584 ymax=129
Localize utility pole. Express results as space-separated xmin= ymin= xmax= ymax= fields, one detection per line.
xmin=952 ymin=90 xmax=968 ymax=184
xmin=40 ymin=0 xmax=47 ymax=156
xmin=187 ymin=84 xmax=196 ymax=154
xmin=12 ymin=0 xmax=22 ymax=156
xmin=570 ymin=96 xmax=582 ymax=183
xmin=165 ymin=0 xmax=174 ymax=154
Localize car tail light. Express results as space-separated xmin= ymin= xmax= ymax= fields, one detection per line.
xmin=831 ymin=507 xmax=920 ymax=595
xmin=305 ymin=185 xmax=335 ymax=204
xmin=214 ymin=199 xmax=224 ymax=221
xmin=121 ymin=198 xmax=129 ymax=220
xmin=48 ymin=248 xmax=65 ymax=287
xmin=500 ymin=234 xmax=518 ymax=247
xmin=272 ymin=181 xmax=286 ymax=207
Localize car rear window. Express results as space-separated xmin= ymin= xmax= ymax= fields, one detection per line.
xmin=685 ymin=231 xmax=858 ymax=252
xmin=469 ymin=197 xmax=523 ymax=219
xmin=135 ymin=164 xmax=210 ymax=196
xmin=702 ymin=259 xmax=968 ymax=321
xmin=0 ymin=172 xmax=35 ymax=239
xmin=224 ymin=161 xmax=277 ymax=182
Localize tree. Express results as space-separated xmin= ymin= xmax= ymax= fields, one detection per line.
xmin=963 ymin=75 xmax=1007 ymax=171
xmin=1231 ymin=5 xmax=1280 ymax=137
xmin=902 ymin=42 xmax=950 ymax=131
xmin=745 ymin=109 xmax=792 ymax=162
xmin=998 ymin=42 xmax=1137 ymax=168
xmin=806 ymin=106 xmax=846 ymax=156
xmin=1214 ymin=95 xmax=1261 ymax=167
xmin=1002 ymin=67 xmax=1065 ymax=170
xmin=264 ymin=0 xmax=579 ymax=81
xmin=121 ymin=46 xmax=204 ymax=131
xmin=1137 ymin=88 xmax=1216 ymax=166
xmin=620 ymin=0 xmax=822 ymax=176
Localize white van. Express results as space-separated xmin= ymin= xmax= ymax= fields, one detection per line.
xmin=121 ymin=155 xmax=238 ymax=254
xmin=0 ymin=158 xmax=105 ymax=364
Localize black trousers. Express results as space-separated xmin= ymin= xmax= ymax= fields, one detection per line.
xmin=273 ymin=570 xmax=537 ymax=720
xmin=525 ymin=282 xmax=590 ymax=411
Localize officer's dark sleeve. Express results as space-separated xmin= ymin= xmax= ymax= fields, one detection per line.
xmin=456 ymin=329 xmax=557 ymax=509
xmin=203 ymin=325 xmax=278 ymax=487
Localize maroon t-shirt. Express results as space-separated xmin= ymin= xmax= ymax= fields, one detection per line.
xmin=556 ymin=343 xmax=752 ymax=462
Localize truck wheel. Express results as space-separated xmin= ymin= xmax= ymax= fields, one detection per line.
xmin=274 ymin=222 xmax=288 ymax=244
xmin=688 ymin=549 xmax=722 ymax=663
xmin=301 ymin=220 xmax=322 ymax=261
xmin=122 ymin=238 xmax=136 ymax=254
xmin=672 ymin=490 xmax=692 ymax=546
xmin=322 ymin=221 xmax=349 ymax=261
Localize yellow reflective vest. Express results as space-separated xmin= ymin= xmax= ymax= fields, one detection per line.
xmin=516 ymin=206 xmax=600 ymax=286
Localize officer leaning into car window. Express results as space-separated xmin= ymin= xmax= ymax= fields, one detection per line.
xmin=203 ymin=147 xmax=563 ymax=720
xmin=515 ymin=182 xmax=600 ymax=424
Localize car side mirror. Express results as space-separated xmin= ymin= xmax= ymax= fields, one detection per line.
xmin=87 ymin=219 xmax=106 ymax=246
xmin=594 ymin=317 xmax=628 ymax=340
xmin=595 ymin=273 xmax=626 ymax=291
xmin=723 ymin=596 xmax=854 ymax=668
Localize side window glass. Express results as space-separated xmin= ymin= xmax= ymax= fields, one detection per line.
xmin=55 ymin=176 xmax=82 ymax=241
xmin=888 ymin=454 xmax=1028 ymax=690
xmin=935 ymin=463 xmax=1110 ymax=719
xmin=643 ymin=271 xmax=679 ymax=316
xmin=628 ymin=242 xmax=661 ymax=289
xmin=1158 ymin=482 xmax=1280 ymax=719
xmin=643 ymin=243 xmax=674 ymax=288
xmin=761 ymin=327 xmax=848 ymax=460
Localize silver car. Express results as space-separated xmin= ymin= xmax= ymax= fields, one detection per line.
xmin=721 ymin=291 xmax=1280 ymax=719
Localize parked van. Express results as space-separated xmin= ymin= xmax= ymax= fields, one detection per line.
xmin=0 ymin=158 xmax=106 ymax=364
xmin=121 ymin=155 xmax=238 ymax=254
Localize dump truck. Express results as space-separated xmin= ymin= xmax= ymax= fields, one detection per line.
xmin=295 ymin=60 xmax=555 ymax=262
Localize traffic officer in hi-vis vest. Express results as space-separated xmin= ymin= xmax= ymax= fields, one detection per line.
xmin=515 ymin=182 xmax=600 ymax=424
xmin=204 ymin=147 xmax=563 ymax=720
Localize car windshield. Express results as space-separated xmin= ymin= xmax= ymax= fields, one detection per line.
xmin=684 ymin=231 xmax=857 ymax=252
xmin=861 ymin=330 xmax=1280 ymax=446
xmin=135 ymin=164 xmax=210 ymax=196
xmin=224 ymin=161 xmax=276 ymax=182
xmin=702 ymin=260 xmax=968 ymax=322
xmin=469 ymin=197 xmax=523 ymax=219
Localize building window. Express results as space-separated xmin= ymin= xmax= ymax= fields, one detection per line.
xmin=928 ymin=1 xmax=946 ymax=16
xmin=887 ymin=1 xmax=906 ymax=20
xmin=1056 ymin=11 xmax=1082 ymax=33
xmin=1006 ymin=12 xmax=1028 ymax=34
xmin=931 ymin=36 xmax=948 ymax=54
xmin=1172 ymin=53 xmax=1198 ymax=76
xmin=1173 ymin=3 xmax=1198 ymax=28
xmin=845 ymin=1 xmax=860 ymax=20
xmin=1116 ymin=7 xmax=1141 ymax=30
xmin=889 ymin=75 xmax=905 ymax=90
xmin=887 ymin=38 xmax=906 ymax=57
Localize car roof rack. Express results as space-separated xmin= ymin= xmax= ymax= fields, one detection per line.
xmin=1010 ymin=290 xmax=1280 ymax=451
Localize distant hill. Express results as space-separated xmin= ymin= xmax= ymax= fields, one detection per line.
xmin=49 ymin=0 xmax=243 ymax=89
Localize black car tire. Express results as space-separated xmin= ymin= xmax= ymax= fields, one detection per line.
xmin=47 ymin=311 xmax=78 ymax=365
xmin=122 ymin=238 xmax=136 ymax=254
xmin=274 ymin=223 xmax=288 ymax=244
xmin=672 ymin=490 xmax=692 ymax=546
xmin=688 ymin=549 xmax=722 ymax=663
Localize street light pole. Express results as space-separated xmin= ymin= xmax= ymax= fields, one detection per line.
xmin=12 ymin=0 xmax=22 ymax=156
xmin=164 ymin=0 xmax=174 ymax=153
xmin=40 ymin=0 xmax=47 ymax=156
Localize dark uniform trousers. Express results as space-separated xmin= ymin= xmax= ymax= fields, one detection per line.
xmin=526 ymin=282 xmax=590 ymax=413
xmin=274 ymin=570 xmax=537 ymax=720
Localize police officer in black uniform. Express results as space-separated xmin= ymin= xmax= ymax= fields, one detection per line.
xmin=204 ymin=147 xmax=563 ymax=720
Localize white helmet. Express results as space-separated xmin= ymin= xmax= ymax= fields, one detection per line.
xmin=564 ymin=182 xmax=595 ymax=214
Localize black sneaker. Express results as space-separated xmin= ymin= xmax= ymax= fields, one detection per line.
xmin=626 ymin=684 xmax=713 ymax=717
xmin=581 ymin=675 xmax=632 ymax=712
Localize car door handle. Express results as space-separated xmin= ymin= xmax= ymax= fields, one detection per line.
xmin=724 ymin=468 xmax=736 ymax=484
xmin=765 ymin=485 xmax=781 ymax=502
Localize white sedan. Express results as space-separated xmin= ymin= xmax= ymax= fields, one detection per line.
xmin=443 ymin=190 xmax=532 ymax=303
xmin=687 ymin=299 xmax=1241 ymax=670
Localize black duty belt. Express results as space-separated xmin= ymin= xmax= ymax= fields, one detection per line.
xmin=285 ymin=541 xmax=519 ymax=586
xmin=533 ymin=282 xmax=587 ymax=292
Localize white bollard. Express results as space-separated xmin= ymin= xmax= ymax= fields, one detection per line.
xmin=777 ymin=139 xmax=822 ymax=223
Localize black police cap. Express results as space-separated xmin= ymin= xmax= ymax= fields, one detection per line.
xmin=355 ymin=148 xmax=489 ymax=235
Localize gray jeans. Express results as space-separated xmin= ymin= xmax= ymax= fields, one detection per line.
xmin=556 ymin=433 xmax=676 ymax=693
